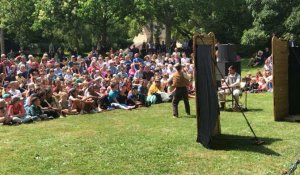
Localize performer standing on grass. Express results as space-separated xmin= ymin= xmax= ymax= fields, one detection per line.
xmin=171 ymin=63 xmax=190 ymax=118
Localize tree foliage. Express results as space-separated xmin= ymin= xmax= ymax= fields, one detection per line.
xmin=242 ymin=0 xmax=300 ymax=47
xmin=32 ymin=0 xmax=134 ymax=51
xmin=2 ymin=0 xmax=300 ymax=53
xmin=0 ymin=0 xmax=37 ymax=47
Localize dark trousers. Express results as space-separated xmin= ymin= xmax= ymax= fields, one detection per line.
xmin=172 ymin=87 xmax=190 ymax=116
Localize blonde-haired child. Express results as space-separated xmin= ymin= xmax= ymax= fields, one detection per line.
xmin=59 ymin=92 xmax=78 ymax=115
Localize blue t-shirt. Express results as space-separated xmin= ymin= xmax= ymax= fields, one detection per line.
xmin=133 ymin=57 xmax=144 ymax=70
xmin=124 ymin=60 xmax=132 ymax=66
xmin=108 ymin=90 xmax=119 ymax=103
xmin=109 ymin=66 xmax=118 ymax=75
xmin=128 ymin=92 xmax=138 ymax=100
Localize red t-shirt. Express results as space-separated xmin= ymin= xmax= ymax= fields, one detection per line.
xmin=8 ymin=103 xmax=24 ymax=115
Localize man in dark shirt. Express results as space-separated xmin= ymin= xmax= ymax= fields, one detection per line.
xmin=263 ymin=47 xmax=271 ymax=58
xmin=289 ymin=35 xmax=298 ymax=47
xmin=131 ymin=45 xmax=140 ymax=56
xmin=161 ymin=41 xmax=166 ymax=53
xmin=85 ymin=53 xmax=93 ymax=67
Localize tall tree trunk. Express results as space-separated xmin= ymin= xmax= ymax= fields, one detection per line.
xmin=0 ymin=28 xmax=5 ymax=54
xmin=96 ymin=39 xmax=101 ymax=54
xmin=101 ymin=18 xmax=108 ymax=50
xmin=165 ymin=23 xmax=172 ymax=51
xmin=149 ymin=21 xmax=154 ymax=44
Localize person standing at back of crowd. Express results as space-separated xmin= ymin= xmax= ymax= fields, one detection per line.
xmin=171 ymin=63 xmax=190 ymax=118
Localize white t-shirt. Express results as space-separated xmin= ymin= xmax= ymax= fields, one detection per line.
xmin=181 ymin=57 xmax=191 ymax=64
xmin=9 ymin=89 xmax=22 ymax=98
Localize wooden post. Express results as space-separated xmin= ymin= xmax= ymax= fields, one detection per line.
xmin=272 ymin=36 xmax=289 ymax=121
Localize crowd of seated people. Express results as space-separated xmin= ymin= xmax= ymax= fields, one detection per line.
xmin=242 ymin=48 xmax=273 ymax=93
xmin=247 ymin=47 xmax=271 ymax=67
xmin=0 ymin=47 xmax=194 ymax=125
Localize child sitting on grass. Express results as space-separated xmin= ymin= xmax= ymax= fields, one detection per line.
xmin=249 ymin=78 xmax=259 ymax=93
xmin=6 ymin=97 xmax=34 ymax=124
xmin=0 ymin=99 xmax=7 ymax=124
xmin=27 ymin=97 xmax=49 ymax=120
xmin=127 ymin=86 xmax=140 ymax=106
xmin=258 ymin=78 xmax=268 ymax=92
xmin=59 ymin=92 xmax=79 ymax=115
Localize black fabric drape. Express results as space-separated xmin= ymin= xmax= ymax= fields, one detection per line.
xmin=289 ymin=47 xmax=300 ymax=115
xmin=195 ymin=45 xmax=219 ymax=148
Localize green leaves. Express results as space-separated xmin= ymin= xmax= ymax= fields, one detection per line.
xmin=243 ymin=0 xmax=300 ymax=47
xmin=3 ymin=0 xmax=38 ymax=47
xmin=241 ymin=27 xmax=268 ymax=46
xmin=285 ymin=6 xmax=300 ymax=32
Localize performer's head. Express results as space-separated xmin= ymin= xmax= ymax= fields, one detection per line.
xmin=228 ymin=65 xmax=236 ymax=75
xmin=174 ymin=63 xmax=182 ymax=71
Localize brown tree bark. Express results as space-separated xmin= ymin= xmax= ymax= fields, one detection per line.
xmin=165 ymin=23 xmax=171 ymax=51
xmin=0 ymin=28 xmax=5 ymax=54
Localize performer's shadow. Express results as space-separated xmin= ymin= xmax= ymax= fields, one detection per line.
xmin=209 ymin=134 xmax=282 ymax=156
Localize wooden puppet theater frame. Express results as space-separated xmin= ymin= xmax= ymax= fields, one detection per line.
xmin=193 ymin=33 xmax=262 ymax=148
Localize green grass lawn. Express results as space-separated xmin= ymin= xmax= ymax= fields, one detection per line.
xmin=0 ymin=59 xmax=299 ymax=175
xmin=240 ymin=58 xmax=264 ymax=76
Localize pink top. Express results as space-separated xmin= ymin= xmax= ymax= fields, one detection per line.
xmin=259 ymin=83 xmax=267 ymax=91
xmin=128 ymin=68 xmax=136 ymax=77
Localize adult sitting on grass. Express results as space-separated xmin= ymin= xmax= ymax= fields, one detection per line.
xmin=248 ymin=50 xmax=265 ymax=67
xmin=147 ymin=77 xmax=162 ymax=104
